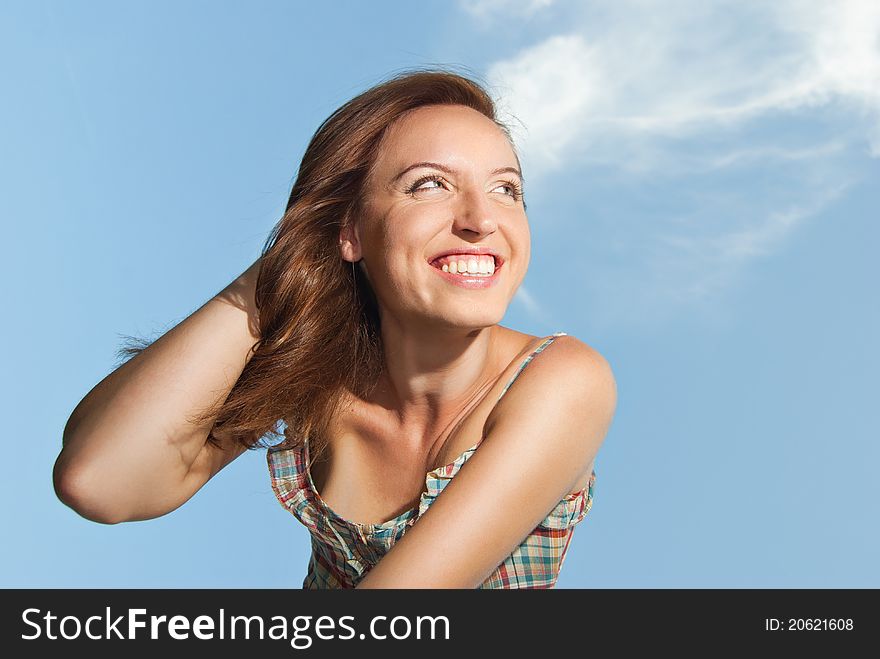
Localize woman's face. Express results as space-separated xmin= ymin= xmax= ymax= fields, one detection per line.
xmin=345 ymin=104 xmax=530 ymax=331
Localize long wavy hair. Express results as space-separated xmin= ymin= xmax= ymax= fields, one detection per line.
xmin=118 ymin=66 xmax=519 ymax=461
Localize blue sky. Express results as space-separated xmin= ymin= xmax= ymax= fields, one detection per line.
xmin=2 ymin=0 xmax=878 ymax=587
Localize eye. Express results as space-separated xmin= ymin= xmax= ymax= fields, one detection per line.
xmin=406 ymin=174 xmax=446 ymax=195
xmin=405 ymin=174 xmax=525 ymax=204
xmin=494 ymin=180 xmax=524 ymax=201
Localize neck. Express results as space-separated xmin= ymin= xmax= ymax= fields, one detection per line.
xmin=376 ymin=321 xmax=501 ymax=437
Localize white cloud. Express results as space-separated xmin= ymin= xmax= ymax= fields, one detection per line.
xmin=658 ymin=180 xmax=852 ymax=299
xmin=487 ymin=0 xmax=880 ymax=175
xmin=704 ymin=142 xmax=848 ymax=171
xmin=513 ymin=284 xmax=549 ymax=323
xmin=476 ymin=0 xmax=878 ymax=326
xmin=489 ymin=35 xmax=604 ymax=174
xmin=458 ymin=0 xmax=555 ymax=21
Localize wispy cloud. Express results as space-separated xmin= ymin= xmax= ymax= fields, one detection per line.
xmin=487 ymin=1 xmax=880 ymax=176
xmin=704 ymin=142 xmax=848 ymax=171
xmin=473 ymin=0 xmax=878 ymax=326
xmin=458 ymin=0 xmax=556 ymax=22
xmin=513 ymin=284 xmax=545 ymax=320
xmin=651 ymin=180 xmax=854 ymax=301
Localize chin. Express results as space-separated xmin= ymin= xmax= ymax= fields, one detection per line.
xmin=435 ymin=309 xmax=505 ymax=329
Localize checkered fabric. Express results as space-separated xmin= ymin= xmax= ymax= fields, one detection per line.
xmin=267 ymin=332 xmax=597 ymax=588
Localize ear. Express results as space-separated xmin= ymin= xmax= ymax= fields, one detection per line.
xmin=338 ymin=223 xmax=362 ymax=263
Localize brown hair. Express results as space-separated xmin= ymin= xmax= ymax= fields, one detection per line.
xmin=118 ymin=66 xmax=519 ymax=461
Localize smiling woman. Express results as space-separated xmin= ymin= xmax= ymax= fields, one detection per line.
xmin=54 ymin=66 xmax=616 ymax=589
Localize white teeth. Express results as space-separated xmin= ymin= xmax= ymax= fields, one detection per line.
xmin=434 ymin=255 xmax=498 ymax=276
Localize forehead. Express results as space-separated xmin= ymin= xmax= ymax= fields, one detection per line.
xmin=375 ymin=104 xmax=517 ymax=171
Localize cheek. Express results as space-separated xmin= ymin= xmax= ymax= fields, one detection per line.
xmin=514 ymin=225 xmax=531 ymax=264
xmin=520 ymin=218 xmax=531 ymax=244
xmin=376 ymin=257 xmax=418 ymax=293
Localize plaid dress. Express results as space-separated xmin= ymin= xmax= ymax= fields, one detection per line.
xmin=267 ymin=332 xmax=597 ymax=588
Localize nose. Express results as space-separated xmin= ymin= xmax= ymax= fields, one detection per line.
xmin=452 ymin=187 xmax=498 ymax=237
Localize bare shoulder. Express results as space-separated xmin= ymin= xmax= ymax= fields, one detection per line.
xmin=482 ymin=332 xmax=615 ymax=494
xmin=488 ymin=333 xmax=617 ymax=431
xmin=546 ymin=334 xmax=616 ymax=401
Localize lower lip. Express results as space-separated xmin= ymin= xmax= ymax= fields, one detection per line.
xmin=428 ymin=261 xmax=503 ymax=289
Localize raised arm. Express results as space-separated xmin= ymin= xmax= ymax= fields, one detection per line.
xmin=53 ymin=257 xmax=264 ymax=524
xmin=355 ymin=335 xmax=616 ymax=588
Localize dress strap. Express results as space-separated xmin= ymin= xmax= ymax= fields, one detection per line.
xmin=451 ymin=332 xmax=567 ymax=458
xmin=496 ymin=331 xmax=567 ymax=403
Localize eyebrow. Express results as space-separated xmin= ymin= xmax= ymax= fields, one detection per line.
xmin=391 ymin=161 xmax=524 ymax=186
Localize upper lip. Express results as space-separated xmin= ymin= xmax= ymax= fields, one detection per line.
xmin=428 ymin=247 xmax=505 ymax=267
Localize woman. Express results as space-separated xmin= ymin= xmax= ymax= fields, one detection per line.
xmin=54 ymin=67 xmax=617 ymax=589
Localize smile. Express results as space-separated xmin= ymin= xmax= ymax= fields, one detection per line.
xmin=427 ymin=255 xmax=503 ymax=289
